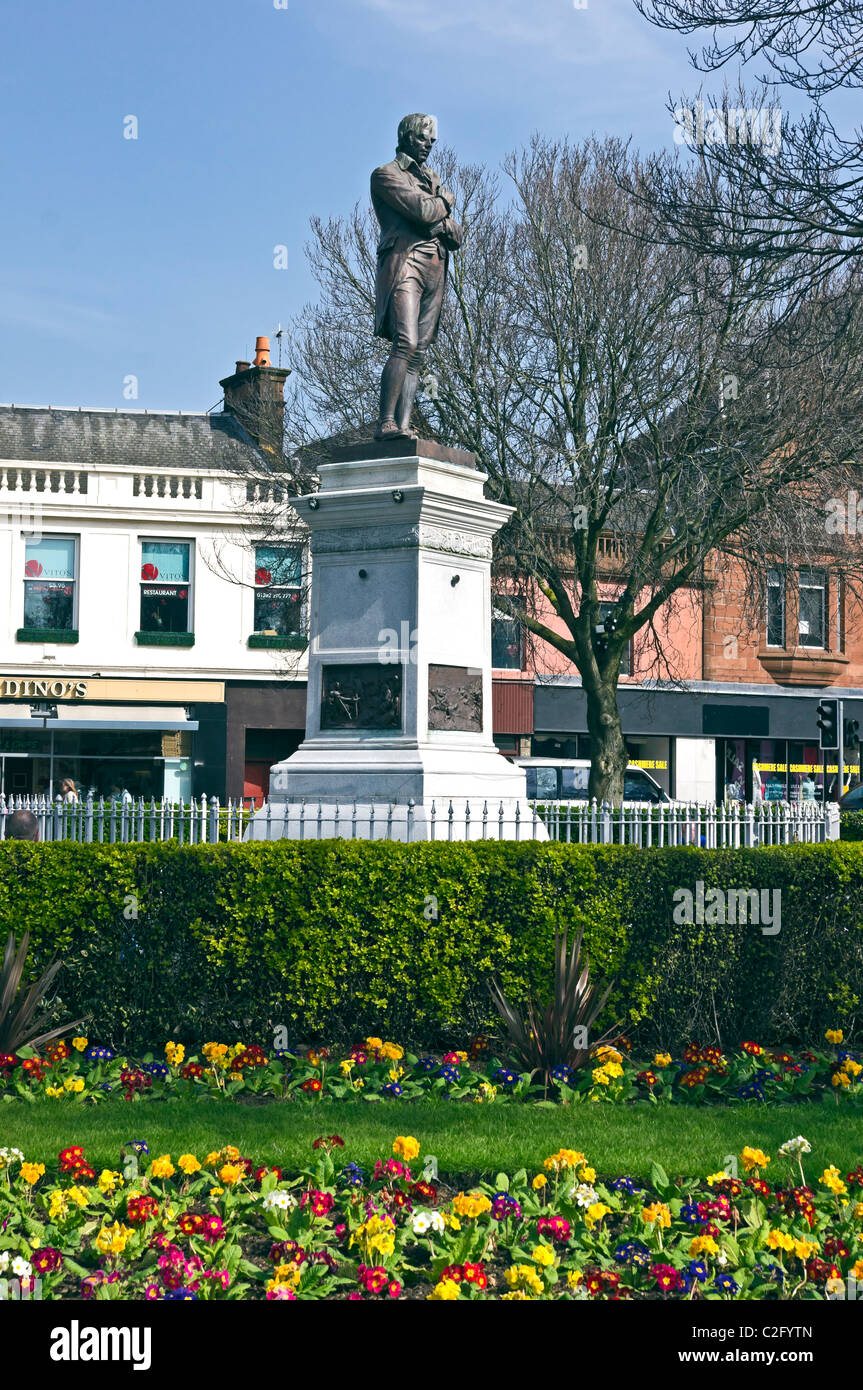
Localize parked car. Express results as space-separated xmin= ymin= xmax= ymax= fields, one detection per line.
xmin=509 ymin=757 xmax=670 ymax=804
xmin=839 ymin=783 xmax=863 ymax=810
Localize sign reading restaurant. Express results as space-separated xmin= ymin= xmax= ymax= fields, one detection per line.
xmin=0 ymin=678 xmax=88 ymax=699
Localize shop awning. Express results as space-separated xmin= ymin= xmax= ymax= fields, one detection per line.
xmin=0 ymin=704 xmax=198 ymax=732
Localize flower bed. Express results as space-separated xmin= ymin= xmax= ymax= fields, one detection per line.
xmin=1 ymin=1133 xmax=861 ymax=1300
xmin=2 ymin=1032 xmax=861 ymax=1107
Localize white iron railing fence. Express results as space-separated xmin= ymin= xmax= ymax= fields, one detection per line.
xmin=0 ymin=794 xmax=841 ymax=845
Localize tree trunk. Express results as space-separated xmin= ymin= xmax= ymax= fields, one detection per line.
xmin=584 ymin=673 xmax=627 ymax=805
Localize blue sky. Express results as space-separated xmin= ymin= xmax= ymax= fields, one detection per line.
xmin=0 ymin=0 xmax=759 ymax=410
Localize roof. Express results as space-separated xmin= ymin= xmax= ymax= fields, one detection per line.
xmin=0 ymin=405 xmax=265 ymax=472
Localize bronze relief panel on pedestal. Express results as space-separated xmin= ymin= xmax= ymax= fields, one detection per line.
xmin=320 ymin=664 xmax=403 ymax=730
xmin=428 ymin=664 xmax=483 ymax=732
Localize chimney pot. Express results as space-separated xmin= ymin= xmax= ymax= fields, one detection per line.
xmin=235 ymin=360 xmax=250 ymax=373
xmin=254 ymin=336 xmax=271 ymax=367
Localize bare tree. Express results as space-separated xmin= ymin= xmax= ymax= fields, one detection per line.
xmin=277 ymin=136 xmax=863 ymax=802
xmin=633 ymin=0 xmax=863 ymax=290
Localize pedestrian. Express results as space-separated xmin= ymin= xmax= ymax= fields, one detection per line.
xmin=4 ymin=809 xmax=39 ymax=841
xmin=59 ymin=778 xmax=78 ymax=804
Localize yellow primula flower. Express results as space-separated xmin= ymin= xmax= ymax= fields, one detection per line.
xmin=794 ymin=1239 xmax=818 ymax=1261
xmin=452 ymin=1192 xmax=492 ymax=1219
xmin=95 ymin=1221 xmax=133 ymax=1256
xmin=366 ymin=1037 xmax=383 ymax=1052
xmin=218 ymin=1163 xmax=243 ymax=1186
xmin=567 ymin=1270 xmax=583 ymax=1288
xmin=150 ymin=1155 xmax=175 ymax=1179
xmin=820 ymin=1166 xmax=848 ymax=1196
xmin=531 ymin=1244 xmax=555 ymax=1267
xmin=766 ymin=1230 xmax=795 ymax=1252
xmin=20 ymin=1162 xmax=45 ymax=1185
xmin=833 ymin=1071 xmax=851 ymax=1088
xmin=428 ymin=1278 xmax=460 ymax=1301
xmin=705 ymin=1171 xmax=728 ymax=1187
xmin=381 ymin=1042 xmax=404 ymax=1061
xmin=543 ymin=1149 xmax=587 ymax=1173
xmin=45 ymin=1086 xmax=64 ymax=1098
xmin=72 ymin=1037 xmax=88 ymax=1051
xmin=741 ymin=1147 xmax=770 ymax=1172
xmin=392 ymin=1136 xmax=420 ymax=1161
xmin=505 ymin=1264 xmax=543 ymax=1295
xmin=654 ymin=1052 xmax=672 ymax=1068
xmin=532 ymin=1174 xmax=547 ymax=1191
xmin=584 ymin=1202 xmax=611 ymax=1229
xmin=97 ymin=1169 xmax=122 ymax=1195
xmin=690 ymin=1235 xmax=719 ymax=1256
xmin=178 ymin=1154 xmax=201 ymax=1175
xmin=642 ymin=1203 xmax=671 ymax=1228
xmin=825 ymin=1029 xmax=844 ymax=1045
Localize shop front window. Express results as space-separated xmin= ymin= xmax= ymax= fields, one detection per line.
xmin=140 ymin=541 xmax=192 ymax=634
xmin=253 ymin=545 xmax=303 ymax=635
xmin=788 ymin=740 xmax=826 ymax=805
xmin=23 ymin=536 xmax=76 ymax=630
xmin=751 ymin=739 xmax=788 ymax=802
xmin=723 ymin=738 xmax=747 ymax=801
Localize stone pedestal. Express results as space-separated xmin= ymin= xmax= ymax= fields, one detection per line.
xmin=247 ymin=438 xmax=545 ymax=840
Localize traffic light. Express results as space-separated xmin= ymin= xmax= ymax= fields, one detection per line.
xmin=844 ymin=716 xmax=860 ymax=749
xmin=817 ymin=699 xmax=839 ymax=750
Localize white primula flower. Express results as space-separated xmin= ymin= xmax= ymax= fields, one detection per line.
xmin=262 ymin=1189 xmax=298 ymax=1212
xmin=0 ymin=1251 xmax=10 ymax=1271
xmin=412 ymin=1210 xmax=445 ymax=1236
xmin=778 ymin=1136 xmax=812 ymax=1158
xmin=569 ymin=1183 xmax=598 ymax=1208
xmin=11 ymin=1257 xmax=32 ymax=1278
xmin=0 ymin=1148 xmax=24 ymax=1166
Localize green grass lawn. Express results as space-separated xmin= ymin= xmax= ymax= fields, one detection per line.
xmin=4 ymin=1098 xmax=862 ymax=1180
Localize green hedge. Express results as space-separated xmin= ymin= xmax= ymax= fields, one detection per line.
xmin=1 ymin=841 xmax=861 ymax=1052
xmin=840 ymin=811 xmax=863 ymax=841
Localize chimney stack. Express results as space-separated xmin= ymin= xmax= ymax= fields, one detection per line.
xmin=220 ymin=335 xmax=289 ymax=456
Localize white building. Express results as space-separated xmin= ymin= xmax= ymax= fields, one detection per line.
xmin=0 ymin=345 xmax=309 ymax=802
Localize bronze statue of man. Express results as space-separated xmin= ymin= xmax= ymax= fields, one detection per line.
xmin=371 ymin=114 xmax=463 ymax=440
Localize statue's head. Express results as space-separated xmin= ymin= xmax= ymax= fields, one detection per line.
xmin=396 ymin=113 xmax=437 ymax=166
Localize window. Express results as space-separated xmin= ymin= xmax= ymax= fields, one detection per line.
xmin=599 ymin=602 xmax=630 ymax=675
xmin=491 ymin=612 xmax=523 ymax=670
xmin=798 ymin=568 xmax=826 ymax=649
xmin=837 ymin=573 xmax=845 ymax=652
xmin=23 ymin=536 xmax=76 ymax=630
xmin=253 ymin=545 xmax=303 ymax=635
xmin=524 ymin=766 xmax=559 ymax=799
xmin=766 ymin=568 xmax=785 ymax=648
xmin=140 ymin=540 xmax=191 ymax=634
xmin=560 ymin=766 xmax=590 ymax=799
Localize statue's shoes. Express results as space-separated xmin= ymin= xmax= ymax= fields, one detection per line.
xmin=374 ymin=420 xmax=402 ymax=440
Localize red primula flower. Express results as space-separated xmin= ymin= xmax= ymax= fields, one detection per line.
xmin=127 ymin=1195 xmax=160 ymax=1224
